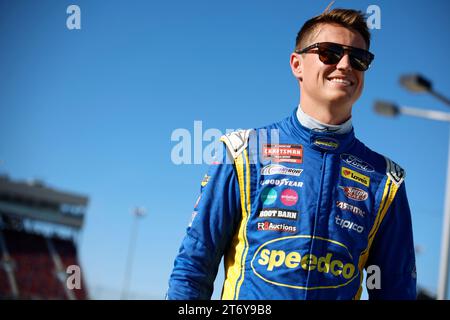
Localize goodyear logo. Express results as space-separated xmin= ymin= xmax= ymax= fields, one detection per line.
xmin=251 ymin=235 xmax=358 ymax=289
xmin=313 ymin=138 xmax=339 ymax=150
xmin=341 ymin=167 xmax=370 ymax=187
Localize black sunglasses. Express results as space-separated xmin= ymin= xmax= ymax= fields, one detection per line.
xmin=295 ymin=42 xmax=375 ymax=71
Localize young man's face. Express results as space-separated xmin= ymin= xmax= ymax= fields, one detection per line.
xmin=293 ymin=23 xmax=367 ymax=114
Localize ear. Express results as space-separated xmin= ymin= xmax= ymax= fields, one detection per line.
xmin=290 ymin=53 xmax=303 ymax=81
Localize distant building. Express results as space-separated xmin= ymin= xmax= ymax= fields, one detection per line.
xmin=0 ymin=175 xmax=89 ymax=299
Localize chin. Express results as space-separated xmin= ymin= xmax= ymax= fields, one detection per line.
xmin=325 ymin=92 xmax=355 ymax=105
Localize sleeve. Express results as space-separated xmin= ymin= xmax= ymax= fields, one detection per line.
xmin=366 ymin=182 xmax=417 ymax=300
xmin=166 ymin=144 xmax=242 ymax=300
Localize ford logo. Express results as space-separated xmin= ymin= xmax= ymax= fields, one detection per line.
xmin=340 ymin=154 xmax=374 ymax=172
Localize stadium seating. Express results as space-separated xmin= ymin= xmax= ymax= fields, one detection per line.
xmin=0 ymin=228 xmax=87 ymax=299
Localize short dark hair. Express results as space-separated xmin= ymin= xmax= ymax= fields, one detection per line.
xmin=295 ymin=8 xmax=371 ymax=51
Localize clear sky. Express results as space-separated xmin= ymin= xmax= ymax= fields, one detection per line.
xmin=1 ymin=0 xmax=450 ymax=299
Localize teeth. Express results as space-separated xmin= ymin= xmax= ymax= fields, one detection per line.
xmin=329 ymin=78 xmax=351 ymax=85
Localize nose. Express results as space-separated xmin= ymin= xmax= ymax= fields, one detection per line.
xmin=336 ymin=53 xmax=352 ymax=72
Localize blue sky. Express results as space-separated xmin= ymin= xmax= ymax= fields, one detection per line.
xmin=1 ymin=0 xmax=450 ymax=299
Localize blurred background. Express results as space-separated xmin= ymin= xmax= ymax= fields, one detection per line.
xmin=0 ymin=0 xmax=449 ymax=300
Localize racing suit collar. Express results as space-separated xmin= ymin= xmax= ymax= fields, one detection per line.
xmin=296 ymin=105 xmax=353 ymax=135
xmin=289 ymin=108 xmax=356 ymax=153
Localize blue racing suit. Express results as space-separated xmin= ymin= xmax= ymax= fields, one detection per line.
xmin=167 ymin=109 xmax=417 ymax=300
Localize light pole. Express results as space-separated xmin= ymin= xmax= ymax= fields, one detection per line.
xmin=400 ymin=74 xmax=450 ymax=106
xmin=121 ymin=206 xmax=146 ymax=300
xmin=374 ymin=74 xmax=450 ymax=300
xmin=401 ymin=74 xmax=450 ymax=300
xmin=374 ymin=101 xmax=450 ymax=122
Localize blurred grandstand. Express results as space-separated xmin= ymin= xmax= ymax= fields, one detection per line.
xmin=0 ymin=175 xmax=89 ymax=299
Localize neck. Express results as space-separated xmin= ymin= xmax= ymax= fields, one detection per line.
xmin=296 ymin=105 xmax=353 ymax=134
xmin=299 ymin=96 xmax=352 ymax=125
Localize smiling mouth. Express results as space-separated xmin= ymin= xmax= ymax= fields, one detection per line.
xmin=327 ymin=77 xmax=354 ymax=86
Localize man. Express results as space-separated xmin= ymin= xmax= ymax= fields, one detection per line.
xmin=167 ymin=8 xmax=416 ymax=300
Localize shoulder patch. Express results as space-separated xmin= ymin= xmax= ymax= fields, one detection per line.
xmin=220 ymin=129 xmax=253 ymax=159
xmin=385 ymin=157 xmax=406 ymax=186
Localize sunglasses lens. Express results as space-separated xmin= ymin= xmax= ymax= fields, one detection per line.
xmin=319 ymin=49 xmax=341 ymax=64
xmin=349 ymin=48 xmax=371 ymax=71
xmin=318 ymin=47 xmax=342 ymax=65
xmin=350 ymin=57 xmax=369 ymax=71
xmin=319 ymin=43 xmax=373 ymax=71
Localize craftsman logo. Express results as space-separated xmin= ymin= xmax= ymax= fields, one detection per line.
xmin=251 ymin=235 xmax=359 ymax=289
xmin=257 ymin=221 xmax=297 ymax=233
xmin=335 ymin=215 xmax=364 ymax=233
xmin=341 ymin=167 xmax=370 ymax=187
xmin=280 ymin=189 xmax=298 ymax=206
xmin=260 ymin=178 xmax=303 ymax=188
xmin=313 ymin=138 xmax=339 ymax=150
xmin=336 ymin=201 xmax=366 ymax=217
xmin=341 ymin=154 xmax=374 ymax=172
xmin=258 ymin=208 xmax=298 ymax=220
xmin=339 ymin=186 xmax=368 ymax=201
xmin=263 ymin=144 xmax=303 ymax=164
xmin=261 ymin=164 xmax=303 ymax=177
xmin=261 ymin=188 xmax=277 ymax=205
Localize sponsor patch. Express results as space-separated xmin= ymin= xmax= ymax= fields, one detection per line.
xmin=260 ymin=178 xmax=303 ymax=188
xmin=261 ymin=188 xmax=277 ymax=205
xmin=201 ymin=174 xmax=210 ymax=187
xmin=258 ymin=208 xmax=298 ymax=220
xmin=341 ymin=167 xmax=370 ymax=187
xmin=335 ymin=215 xmax=364 ymax=233
xmin=336 ymin=201 xmax=366 ymax=217
xmin=280 ymin=189 xmax=298 ymax=206
xmin=340 ymin=154 xmax=374 ymax=172
xmin=251 ymin=236 xmax=359 ymax=289
xmin=261 ymin=164 xmax=303 ymax=177
xmin=263 ymin=144 xmax=303 ymax=164
xmin=313 ymin=138 xmax=339 ymax=150
xmin=257 ymin=221 xmax=297 ymax=233
xmin=339 ymin=186 xmax=368 ymax=201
